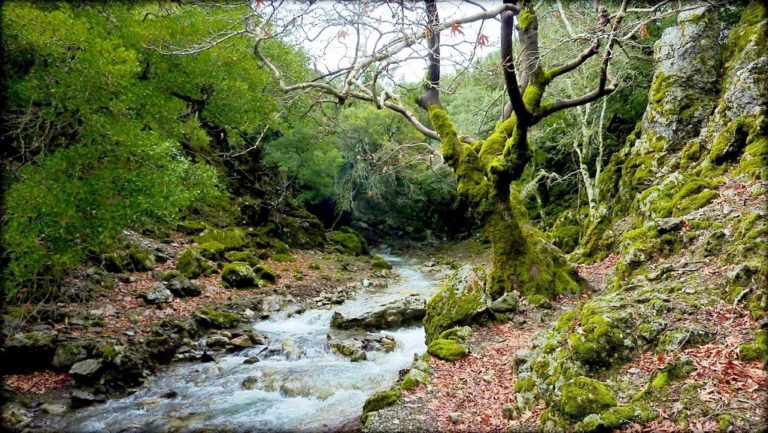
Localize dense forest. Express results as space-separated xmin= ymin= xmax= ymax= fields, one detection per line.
xmin=0 ymin=1 xmax=765 ymax=432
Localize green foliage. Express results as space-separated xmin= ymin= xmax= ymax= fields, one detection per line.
xmin=2 ymin=138 xmax=219 ymax=293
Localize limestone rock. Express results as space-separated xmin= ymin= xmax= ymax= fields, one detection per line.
xmin=330 ymin=295 xmax=426 ymax=330
xmin=69 ymin=358 xmax=103 ymax=381
xmin=141 ymin=285 xmax=173 ymax=305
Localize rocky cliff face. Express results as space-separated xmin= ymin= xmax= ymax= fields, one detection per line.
xmin=515 ymin=4 xmax=767 ymax=431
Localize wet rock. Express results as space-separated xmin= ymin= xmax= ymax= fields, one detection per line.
xmin=160 ymin=390 xmax=179 ymax=399
xmin=229 ymin=335 xmax=253 ymax=349
xmin=206 ymin=335 xmax=231 ymax=350
xmin=1 ymin=403 xmax=31 ymax=430
xmin=39 ymin=403 xmax=68 ymax=415
xmin=281 ymin=338 xmax=303 ymax=360
xmin=243 ymin=356 xmax=260 ymax=365
xmin=141 ymin=285 xmax=173 ymax=305
xmin=330 ymin=295 xmax=426 ymax=330
xmin=489 ymin=291 xmax=520 ymax=313
xmin=194 ymin=308 xmax=239 ymax=329
xmin=70 ymin=390 xmax=107 ymax=408
xmin=330 ymin=340 xmax=367 ymax=362
xmin=69 ymin=359 xmax=104 ymax=382
xmin=241 ymin=376 xmax=260 ymax=390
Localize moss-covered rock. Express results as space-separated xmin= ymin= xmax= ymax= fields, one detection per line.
xmin=739 ymin=329 xmax=768 ymax=361
xmin=177 ymin=220 xmax=209 ymax=235
xmin=224 ymin=249 xmax=261 ymax=267
xmin=574 ymin=404 xmax=658 ymax=432
xmin=362 ymin=389 xmax=401 ymax=415
xmin=127 ymin=247 xmax=156 ymax=272
xmin=198 ymin=242 xmax=226 ymax=261
xmin=424 ymin=265 xmax=487 ymax=343
xmin=371 ymin=255 xmax=393 ymax=271
xmin=427 ymin=338 xmax=469 ymax=361
xmin=328 ymin=226 xmax=369 ymax=255
xmin=176 ymin=248 xmax=215 ymax=279
xmin=401 ymin=369 xmax=430 ymax=390
xmin=193 ymin=307 xmax=239 ymax=329
xmin=221 ymin=262 xmax=257 ymax=288
xmin=254 ymin=264 xmax=278 ymax=283
xmin=271 ymin=253 xmax=295 ymax=262
xmin=555 ymin=376 xmax=616 ymax=420
xmin=438 ymin=326 xmax=473 ymax=342
xmin=194 ymin=227 xmax=248 ymax=251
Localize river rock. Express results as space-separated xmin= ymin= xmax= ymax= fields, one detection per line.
xmin=70 ymin=390 xmax=107 ymax=408
xmin=281 ymin=338 xmax=303 ymax=360
xmin=206 ymin=335 xmax=230 ymax=350
xmin=241 ymin=376 xmax=260 ymax=390
xmin=69 ymin=358 xmax=103 ymax=381
xmin=39 ymin=403 xmax=68 ymax=415
xmin=488 ymin=291 xmax=520 ymax=314
xmin=141 ymin=285 xmax=174 ymax=305
xmin=243 ymin=356 xmax=260 ymax=365
xmin=1 ymin=403 xmax=31 ymax=430
xmin=330 ymin=295 xmax=426 ymax=330
xmin=330 ymin=340 xmax=367 ymax=362
xmin=229 ymin=335 xmax=253 ymax=349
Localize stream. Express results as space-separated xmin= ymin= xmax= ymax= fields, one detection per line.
xmin=62 ymin=253 xmax=441 ymax=433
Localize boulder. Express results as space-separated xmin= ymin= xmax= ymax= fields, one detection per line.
xmin=330 ymin=295 xmax=426 ymax=330
xmin=206 ymin=335 xmax=230 ymax=350
xmin=176 ymin=248 xmax=215 ymax=279
xmin=427 ymin=338 xmax=469 ymax=361
xmin=2 ymin=330 xmax=57 ymax=373
xmin=70 ymin=390 xmax=107 ymax=408
xmin=52 ymin=342 xmax=88 ymax=370
xmin=141 ymin=285 xmax=174 ymax=305
xmin=241 ymin=376 xmax=260 ymax=390
xmin=221 ymin=262 xmax=257 ymax=288
xmin=330 ymin=340 xmax=367 ymax=362
xmin=69 ymin=358 xmax=104 ymax=382
xmin=229 ymin=335 xmax=253 ymax=349
xmin=164 ymin=276 xmax=203 ymax=297
xmin=194 ymin=308 xmax=239 ymax=329
xmin=488 ymin=291 xmax=520 ymax=314
xmin=423 ymin=265 xmax=488 ymax=343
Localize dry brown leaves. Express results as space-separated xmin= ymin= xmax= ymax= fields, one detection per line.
xmin=576 ymin=253 xmax=620 ymax=290
xmin=412 ymin=321 xmax=545 ymax=433
xmin=4 ymin=371 xmax=72 ymax=394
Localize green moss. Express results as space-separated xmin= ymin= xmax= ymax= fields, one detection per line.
xmin=568 ymin=310 xmax=627 ymax=368
xmin=198 ymin=242 xmax=226 ymax=260
xmin=672 ymin=189 xmax=718 ymax=216
xmin=177 ymin=220 xmax=209 ymax=235
xmin=221 ymin=262 xmax=257 ymax=288
xmin=556 ymin=376 xmax=616 ymax=420
xmin=709 ymin=116 xmax=755 ymax=165
xmin=224 ymin=249 xmax=260 ymax=267
xmin=651 ymin=358 xmax=694 ymax=388
xmin=127 ymin=247 xmax=156 ymax=272
xmin=514 ymin=375 xmax=536 ymax=393
xmin=371 ymin=255 xmax=393 ymax=271
xmin=176 ymin=248 xmax=215 ymax=278
xmin=194 ymin=307 xmax=239 ymax=329
xmin=739 ymin=329 xmax=768 ymax=361
xmin=737 ymin=135 xmax=768 ymax=179
xmin=574 ymin=404 xmax=657 ymax=432
xmin=438 ymin=326 xmax=473 ymax=342
xmin=327 ymin=228 xmax=368 ymax=256
xmin=254 ymin=264 xmax=278 ymax=283
xmin=554 ymin=309 xmax=577 ymax=332
xmin=518 ymin=9 xmax=535 ymax=31
xmin=423 ymin=266 xmax=485 ymax=342
xmin=427 ymin=338 xmax=469 ymax=360
xmin=194 ymin=227 xmax=248 ymax=251
xmin=401 ymin=369 xmax=429 ymax=390
xmin=718 ymin=414 xmax=733 ymax=432
xmin=362 ymin=389 xmax=401 ymax=415
xmin=270 ymin=253 xmax=295 ymax=262
xmin=650 ymin=71 xmax=669 ymax=104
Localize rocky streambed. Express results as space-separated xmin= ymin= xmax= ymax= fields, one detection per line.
xmin=48 ymin=252 xmax=445 ymax=433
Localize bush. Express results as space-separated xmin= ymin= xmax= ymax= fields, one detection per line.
xmin=2 ymin=139 xmax=221 ymax=296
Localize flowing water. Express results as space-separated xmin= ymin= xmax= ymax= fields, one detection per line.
xmin=62 ymin=253 xmax=439 ymax=433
